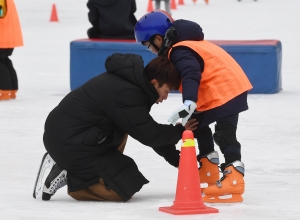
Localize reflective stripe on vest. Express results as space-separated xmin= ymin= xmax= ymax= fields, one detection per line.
xmin=168 ymin=40 xmax=253 ymax=111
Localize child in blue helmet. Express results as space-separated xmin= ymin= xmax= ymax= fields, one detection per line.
xmin=134 ymin=10 xmax=252 ymax=203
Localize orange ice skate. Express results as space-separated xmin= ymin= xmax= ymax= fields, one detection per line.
xmin=199 ymin=151 xmax=220 ymax=190
xmin=0 ymin=90 xmax=11 ymax=100
xmin=10 ymin=90 xmax=17 ymax=99
xmin=202 ymin=161 xmax=245 ymax=203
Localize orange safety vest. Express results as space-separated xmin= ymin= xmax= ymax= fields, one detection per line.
xmin=0 ymin=0 xmax=23 ymax=48
xmin=168 ymin=40 xmax=253 ymax=111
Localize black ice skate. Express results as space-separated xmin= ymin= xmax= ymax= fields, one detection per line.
xmin=33 ymin=152 xmax=67 ymax=200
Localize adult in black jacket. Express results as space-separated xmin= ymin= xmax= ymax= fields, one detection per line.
xmin=87 ymin=0 xmax=137 ymax=39
xmin=33 ymin=53 xmax=197 ymax=202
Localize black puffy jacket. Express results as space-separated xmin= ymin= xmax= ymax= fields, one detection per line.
xmin=43 ymin=53 xmax=184 ymax=197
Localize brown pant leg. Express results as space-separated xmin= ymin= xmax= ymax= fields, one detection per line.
xmin=68 ymin=135 xmax=129 ymax=201
xmin=68 ymin=178 xmax=124 ymax=201
xmin=117 ymin=134 xmax=128 ymax=153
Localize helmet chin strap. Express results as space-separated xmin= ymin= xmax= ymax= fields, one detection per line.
xmin=158 ymin=26 xmax=179 ymax=56
xmin=149 ymin=36 xmax=161 ymax=52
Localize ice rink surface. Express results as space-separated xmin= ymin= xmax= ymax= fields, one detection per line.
xmin=1 ymin=0 xmax=300 ymax=219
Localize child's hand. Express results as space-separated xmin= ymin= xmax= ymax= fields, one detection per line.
xmin=168 ymin=100 xmax=197 ymax=126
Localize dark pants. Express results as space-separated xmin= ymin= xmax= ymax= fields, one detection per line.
xmin=68 ymin=135 xmax=127 ymax=201
xmin=192 ymin=113 xmax=241 ymax=169
xmin=0 ymin=49 xmax=18 ymax=90
xmin=64 ymin=135 xmax=148 ymax=202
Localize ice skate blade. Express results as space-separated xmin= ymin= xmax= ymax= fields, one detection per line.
xmin=203 ymin=193 xmax=243 ymax=203
xmin=33 ymin=153 xmax=56 ymax=199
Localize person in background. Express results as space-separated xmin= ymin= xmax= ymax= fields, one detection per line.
xmin=0 ymin=0 xmax=23 ymax=100
xmin=153 ymin=0 xmax=171 ymax=15
xmin=87 ymin=0 xmax=137 ymax=39
xmin=134 ymin=10 xmax=253 ymax=203
xmin=33 ymin=53 xmax=197 ymax=202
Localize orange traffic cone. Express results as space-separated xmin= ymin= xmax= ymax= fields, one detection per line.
xmin=204 ymin=0 xmax=209 ymax=4
xmin=147 ymin=0 xmax=153 ymax=12
xmin=50 ymin=4 xmax=59 ymax=22
xmin=171 ymin=0 xmax=177 ymax=10
xmin=159 ymin=130 xmax=219 ymax=215
xmin=178 ymin=0 xmax=184 ymax=5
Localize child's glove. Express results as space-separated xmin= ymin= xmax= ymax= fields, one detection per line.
xmin=168 ymin=100 xmax=197 ymax=126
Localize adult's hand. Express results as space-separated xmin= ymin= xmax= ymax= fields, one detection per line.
xmin=176 ymin=118 xmax=198 ymax=131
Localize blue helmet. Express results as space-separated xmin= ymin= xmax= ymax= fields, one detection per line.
xmin=134 ymin=10 xmax=174 ymax=43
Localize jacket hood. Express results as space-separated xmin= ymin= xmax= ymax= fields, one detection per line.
xmin=158 ymin=19 xmax=204 ymax=56
xmin=89 ymin=0 xmax=119 ymax=7
xmin=173 ymin=19 xmax=204 ymax=43
xmin=105 ymin=53 xmax=158 ymax=108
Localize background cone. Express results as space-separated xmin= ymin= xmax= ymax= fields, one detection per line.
xmin=159 ymin=130 xmax=219 ymax=215
xmin=171 ymin=0 xmax=177 ymax=10
xmin=50 ymin=4 xmax=59 ymax=22
xmin=178 ymin=0 xmax=185 ymax=5
xmin=147 ymin=0 xmax=153 ymax=12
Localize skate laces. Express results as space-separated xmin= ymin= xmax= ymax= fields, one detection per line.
xmin=215 ymin=161 xmax=245 ymax=188
xmin=48 ymin=171 xmax=67 ymax=195
xmin=216 ymin=169 xmax=232 ymax=188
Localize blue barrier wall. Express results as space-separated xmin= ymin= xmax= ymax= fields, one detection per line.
xmin=70 ymin=39 xmax=282 ymax=94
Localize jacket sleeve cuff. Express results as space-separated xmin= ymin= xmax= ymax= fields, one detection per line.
xmin=175 ymin=123 xmax=185 ymax=134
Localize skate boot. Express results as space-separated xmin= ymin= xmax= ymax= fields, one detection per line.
xmin=33 ymin=152 xmax=67 ymax=200
xmin=198 ymin=151 xmax=220 ymax=190
xmin=42 ymin=163 xmax=67 ymax=200
xmin=202 ymin=160 xmax=245 ymax=203
xmin=0 ymin=90 xmax=11 ymax=100
xmin=10 ymin=90 xmax=17 ymax=99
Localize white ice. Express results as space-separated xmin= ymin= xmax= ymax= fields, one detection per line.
xmin=1 ymin=0 xmax=300 ymax=219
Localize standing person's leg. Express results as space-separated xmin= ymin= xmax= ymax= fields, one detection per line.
xmin=190 ymin=113 xmax=219 ymax=189
xmin=0 ymin=61 xmax=11 ymax=89
xmin=213 ymin=114 xmax=240 ymax=170
xmin=155 ymin=0 xmax=161 ymax=9
xmin=0 ymin=49 xmax=12 ymax=100
xmin=203 ymin=114 xmax=245 ymax=203
xmin=164 ymin=0 xmax=171 ymax=15
xmin=5 ymin=49 xmax=18 ymax=98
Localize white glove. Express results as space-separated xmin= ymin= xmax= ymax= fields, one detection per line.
xmin=168 ymin=100 xmax=197 ymax=126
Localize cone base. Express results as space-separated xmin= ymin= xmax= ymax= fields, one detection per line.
xmin=159 ymin=205 xmax=219 ymax=215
